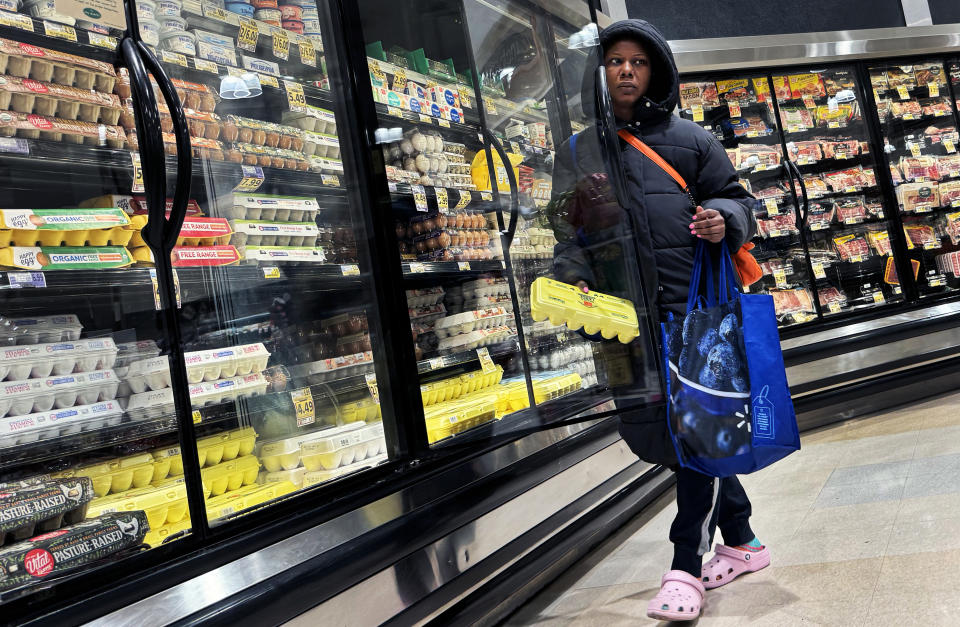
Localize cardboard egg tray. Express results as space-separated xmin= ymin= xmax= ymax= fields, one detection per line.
xmin=281 ymin=105 xmax=337 ymax=134
xmin=0 ymin=246 xmax=134 ymax=270
xmin=183 ymin=342 xmax=270 ymax=383
xmin=433 ymin=306 xmax=510 ymax=338
xmin=0 ymin=74 xmax=122 ymax=124
xmin=286 ymin=351 xmax=374 ymax=384
xmin=406 ymin=286 xmax=445 ymax=308
xmin=530 ymin=277 xmax=640 ymax=344
xmin=200 ymin=454 xmax=261 ymax=497
xmin=420 ymin=365 xmax=504 ymax=406
xmin=6 ymin=314 xmax=82 ymax=344
xmin=0 ymin=109 xmax=125 ymax=147
xmin=85 ymin=480 xmax=188 ymax=531
xmin=53 ymin=452 xmax=171 ymax=497
xmin=0 ymin=399 xmax=123 ymax=448
xmin=301 ymin=130 xmax=340 ymax=158
xmin=0 ymin=37 xmax=117 ymax=93
xmin=214 ymin=193 xmax=320 ymax=222
xmin=257 ymin=422 xmax=385 ymax=474
xmin=228 ymin=220 xmax=319 ymax=247
xmin=0 ymin=208 xmax=140 ymax=247
xmin=0 ymin=337 xmax=118 ymax=381
xmin=436 ymin=325 xmax=514 ymax=354
xmin=205 ymin=480 xmax=297 ymax=521
xmin=424 ymin=393 xmax=498 ymax=443
xmin=0 ymin=477 xmax=94 ymax=547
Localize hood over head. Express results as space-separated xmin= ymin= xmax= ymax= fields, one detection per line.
xmin=596 ymin=19 xmax=679 ymax=122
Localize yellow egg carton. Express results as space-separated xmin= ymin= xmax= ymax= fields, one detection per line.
xmin=0 ymin=209 xmax=144 ymax=247
xmin=201 ymin=454 xmax=261 ymax=497
xmin=53 ymin=452 xmax=172 ymax=497
xmin=529 ymin=277 xmax=640 ymax=344
xmin=424 ymin=392 xmax=498 ymax=443
xmin=85 ymin=481 xmax=188 ymax=530
xmin=196 ymin=427 xmax=258 ymax=468
xmin=205 ymin=480 xmax=297 ymax=521
xmin=420 ymin=365 xmax=504 ymax=406
xmin=144 ymin=518 xmax=192 ymax=547
xmin=153 ymin=475 xmax=212 ymax=499
xmin=0 ymin=245 xmax=135 ymax=270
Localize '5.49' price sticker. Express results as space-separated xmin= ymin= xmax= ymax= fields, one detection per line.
xmin=284 ymin=80 xmax=307 ymax=113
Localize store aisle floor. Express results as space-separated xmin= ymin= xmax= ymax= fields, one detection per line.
xmin=506 ymin=391 xmax=960 ymax=626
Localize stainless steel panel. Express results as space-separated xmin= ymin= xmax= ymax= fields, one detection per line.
xmin=902 ymin=0 xmax=934 ymax=27
xmin=284 ymin=440 xmax=648 ymax=627
xmin=84 ymin=406 xmax=616 ymax=627
xmin=670 ymin=24 xmax=960 ymax=72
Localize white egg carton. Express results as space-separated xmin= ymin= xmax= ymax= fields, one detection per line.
xmin=281 ymin=105 xmax=336 ymax=134
xmin=406 ymin=286 xmax=445 ymax=308
xmin=117 ymin=356 xmax=171 ymax=396
xmin=113 ymin=340 xmax=161 ymax=377
xmin=462 ymin=295 xmax=514 ymax=313
xmin=189 ymin=373 xmax=269 ymax=407
xmin=258 ymin=466 xmax=308 ymax=488
xmin=182 ymin=342 xmax=270 ymax=383
xmin=215 ymin=193 xmax=320 ymax=222
xmin=437 ymin=326 xmax=514 ymax=354
xmin=303 ymin=453 xmax=388 ymax=487
xmin=0 ymin=399 xmax=123 ymax=448
xmin=409 ymin=303 xmax=446 ymax=325
xmin=433 ymin=307 xmax=510 ymax=338
xmin=6 ymin=314 xmax=82 ymax=344
xmin=309 ymin=156 xmax=344 ymax=174
xmin=463 ymin=278 xmax=509 ymax=300
xmin=228 ymin=220 xmax=319 ymax=247
xmin=0 ymin=337 xmax=117 ymax=381
xmin=287 ymin=351 xmax=374 ymax=384
xmin=257 ymin=422 xmax=384 ymax=473
xmin=120 ymin=388 xmax=173 ymax=421
xmin=0 ymin=369 xmax=120 ymax=418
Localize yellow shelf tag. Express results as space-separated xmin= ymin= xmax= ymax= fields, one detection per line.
xmin=262 ymin=266 xmax=280 ymax=279
xmin=273 ymin=29 xmax=289 ymax=61
xmin=897 ymin=85 xmax=910 ymax=100
xmin=477 ymin=347 xmax=495 ymax=373
xmin=692 ymin=104 xmax=704 ymax=122
xmin=435 ymin=187 xmax=448 ymax=211
xmin=284 ymin=79 xmax=307 ymax=113
xmin=456 ymin=190 xmax=471 ymax=208
xmin=298 ymin=38 xmax=316 ymax=66
xmin=764 ymin=198 xmax=779 ymax=215
xmin=161 ymin=50 xmax=188 ymax=67
xmin=291 ymin=387 xmax=315 ymax=427
xmin=365 ymin=373 xmax=379 ymax=404
xmin=341 ymin=264 xmax=360 ymax=276
xmin=237 ymin=17 xmax=258 ymax=52
xmin=131 ymin=151 xmax=144 ymax=193
xmin=930 ymin=82 xmax=940 ymax=97
xmin=44 ymin=20 xmax=77 ymax=41
xmin=411 ymin=184 xmax=428 ymax=211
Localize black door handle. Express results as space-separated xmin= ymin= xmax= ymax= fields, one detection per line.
xmin=483 ymin=128 xmax=519 ymax=246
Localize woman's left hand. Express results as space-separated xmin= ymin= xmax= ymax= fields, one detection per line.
xmin=690 ymin=206 xmax=725 ymax=243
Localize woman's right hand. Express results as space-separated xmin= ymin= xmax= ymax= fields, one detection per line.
xmin=575 ymin=281 xmax=590 ymax=293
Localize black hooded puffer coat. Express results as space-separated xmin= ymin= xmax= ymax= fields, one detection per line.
xmin=550 ymin=19 xmax=757 ymax=466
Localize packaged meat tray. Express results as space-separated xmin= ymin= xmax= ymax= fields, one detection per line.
xmin=788 ymin=141 xmax=823 ymax=163
xmin=205 ymin=481 xmax=296 ymax=521
xmin=738 ymin=144 xmax=780 ymax=169
xmin=904 ymin=223 xmax=939 ymax=249
xmin=715 ymin=79 xmax=754 ymax=104
xmin=938 ymin=155 xmax=960 ymax=179
xmin=183 ymin=343 xmax=270 ymax=383
xmin=117 ymin=356 xmax=170 ymax=396
xmin=818 ymin=287 xmax=848 ymax=313
xmin=833 ymin=233 xmax=871 ymax=261
xmin=721 ymin=115 xmax=769 ymax=138
xmin=769 ymin=288 xmax=815 ymax=316
xmin=85 ymin=482 xmax=187 ymax=530
xmin=921 ymin=97 xmax=952 ymax=117
xmin=937 ymin=251 xmax=960 ymax=277
xmin=815 ymin=103 xmax=856 ymax=127
xmin=228 ymin=220 xmax=319 ymax=247
xmin=897 ymin=182 xmax=940 ymax=213
xmin=944 ymin=211 xmax=960 ymax=244
xmin=0 ymin=338 xmax=117 ymax=381
xmin=53 ymin=453 xmax=165 ymax=497
xmin=1 ymin=478 xmax=94 ymax=546
xmin=678 ymin=81 xmax=719 ymax=109
xmin=758 ymin=213 xmax=799 ymax=238
xmin=7 ymin=315 xmax=81 ymax=344
xmin=0 ymin=246 xmax=134 ymax=270
xmin=0 ymin=38 xmax=116 ymax=93
xmin=239 ymin=246 xmax=326 ymax=264
xmin=0 ymin=74 xmax=122 ymax=124
xmin=0 ymin=512 xmax=147 ymax=593
xmin=821 ymin=139 xmax=859 ymax=160
xmin=189 ymin=373 xmax=270 ymax=407
xmin=113 ymin=340 xmax=160 ymax=378
xmin=915 ymin=63 xmax=947 ymax=86
xmin=890 ymin=99 xmax=922 ymax=119
xmin=885 ymin=66 xmax=917 ymax=88
xmin=214 ymin=193 xmax=320 ymax=222
xmin=835 ymin=197 xmax=867 ymax=223
xmin=868 ymin=229 xmax=893 ymax=256
xmin=779 ymin=106 xmax=815 ymax=132
xmin=0 ymin=110 xmax=124 ymax=147
xmin=802 ymin=175 xmax=829 ymax=197
xmin=433 ymin=307 xmax=510 ymax=338
xmin=823 ymin=71 xmax=855 ymax=96
xmin=302 ymin=453 xmax=388 ymax=487
xmin=0 ymin=400 xmax=123 ymax=447
xmin=286 ymin=351 xmax=374 ymax=384
xmin=807 ymin=201 xmax=835 ymax=230
xmin=899 ymin=156 xmax=940 ymax=182
xmin=201 ymin=455 xmax=260 ymax=496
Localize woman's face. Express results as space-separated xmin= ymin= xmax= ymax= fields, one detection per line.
xmin=604 ymin=39 xmax=650 ymax=116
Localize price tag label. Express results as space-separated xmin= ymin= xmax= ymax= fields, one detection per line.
xmin=88 ymin=32 xmax=117 ymax=49
xmin=0 ymin=10 xmax=33 ymax=31
xmin=802 ymin=95 xmax=815 ymax=109
xmin=262 ymin=266 xmax=280 ymax=279
xmin=843 ymin=186 xmax=858 ymax=193
xmin=828 ymin=302 xmax=841 ymax=313
xmin=194 ymin=58 xmax=219 ymax=74
xmin=409 ymin=262 xmax=426 ymax=273
xmin=341 ymin=264 xmax=360 ymax=276
xmin=258 ymin=73 xmax=279 ymax=88
xmin=946 ymin=138 xmax=957 ymax=154
xmin=480 ymin=191 xmax=493 ymax=201
xmin=486 ymin=100 xmax=498 ymax=115
xmin=437 ymin=119 xmax=450 ymax=128
xmin=148 ymin=269 xmax=161 ymax=310
xmin=828 ymin=121 xmax=841 ymax=128
xmin=204 ymin=4 xmax=228 ymax=20
xmin=952 ymin=200 xmax=960 ymax=207
xmin=192 ymin=410 xmax=202 ymax=424
xmin=369 ymin=60 xmax=386 ymax=83
xmin=894 ymin=285 xmax=902 ymax=294
xmin=909 ymin=142 xmax=922 ymax=157
xmin=273 ymin=29 xmax=290 ymax=61
xmin=510 ymin=140 xmax=520 ymax=154
xmin=924 ymin=241 xmax=939 ymax=249
xmin=298 ymin=38 xmax=316 ymax=66
xmin=233 ymin=164 xmax=264 ymax=192
xmin=753 ymin=162 xmax=766 ymax=170
xmin=290 ymin=387 xmax=315 ymax=427
xmin=435 ymin=187 xmax=448 ymax=211
xmin=456 ymin=190 xmax=471 ymax=209
xmin=418 ymin=113 xmax=433 ymax=123
xmin=131 ymin=151 xmax=144 ymax=193
xmin=391 ymin=67 xmax=407 ymax=93
xmin=365 ymin=373 xmax=379 ymax=404
xmin=873 ymin=291 xmax=886 ymax=304
xmin=387 ymin=105 xmax=403 ymax=117
xmin=44 ymin=20 xmax=77 ymax=41
xmin=692 ymin=104 xmax=704 ymax=122
xmin=930 ymin=276 xmax=946 ymax=287
xmin=7 ymin=271 xmax=46 ymax=288
xmin=813 ymin=261 xmax=826 ymax=279
xmin=237 ymin=16 xmax=258 ymax=52
xmin=930 ymin=82 xmax=940 ymax=97
xmin=226 ymin=66 xmax=243 ymax=77
xmin=773 ymin=268 xmax=787 ymax=288
xmin=284 ymin=80 xmax=307 ymax=113
xmin=411 ymin=184 xmax=428 ymax=211
xmin=428 ymin=357 xmax=444 ymax=370
xmin=161 ymin=50 xmax=188 ymax=67
xmin=764 ymin=198 xmax=779 ymax=215
xmin=903 ymin=113 xmax=917 ymax=120
xmin=457 ymin=261 xmax=471 ymax=271
xmin=728 ymin=101 xmax=741 ymax=117
xmin=476 ymin=347 xmax=495 ymax=373
xmin=321 ymin=174 xmax=340 ymax=187
xmin=897 ymin=85 xmax=910 ymax=100
xmin=459 ymin=89 xmax=471 ymax=108
xmin=746 ymin=130 xmax=760 ymax=138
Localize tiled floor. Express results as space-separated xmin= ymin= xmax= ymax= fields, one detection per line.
xmin=506 ymin=391 xmax=960 ymax=626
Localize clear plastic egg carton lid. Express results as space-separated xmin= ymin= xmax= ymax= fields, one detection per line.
xmin=463 ymin=296 xmax=514 ymax=312
xmin=303 ymin=453 xmax=388 ymax=487
xmin=258 ymin=466 xmax=307 ymax=489
xmin=437 ymin=326 xmax=515 ymax=353
xmin=119 ymin=387 xmax=172 ymax=422
xmin=300 ymin=423 xmax=385 ymax=472
xmin=462 ymin=278 xmax=509 ymax=299
xmin=189 ymin=373 xmax=269 ymax=408
xmin=113 ymin=339 xmax=161 ymax=377
xmin=287 ymin=351 xmax=374 ymax=384
xmin=0 ymin=399 xmax=123 ymax=448
xmin=5 ymin=314 xmax=82 ymax=344
xmin=183 ymin=342 xmax=270 ymax=383
xmin=0 ymin=369 xmax=120 ymax=419
xmin=433 ymin=307 xmax=510 ymax=338
xmin=405 ymin=286 xmax=445 ymax=307
xmin=0 ymin=337 xmax=118 ymax=381
xmin=117 ymin=356 xmax=171 ymax=396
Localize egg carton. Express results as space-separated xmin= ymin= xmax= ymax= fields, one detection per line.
xmin=214 ymin=193 xmax=320 ymax=222
xmin=420 ymin=365 xmax=504 ymax=406
xmin=0 ymin=478 xmax=94 ymax=547
xmin=258 ymin=466 xmax=307 ymax=489
xmin=119 ymin=388 xmax=173 ymax=422
xmin=196 ymin=427 xmax=258 ymax=468
xmin=182 ymin=342 xmax=270 ymax=383
xmin=287 ymin=351 xmax=374 ymax=384
xmin=86 ymin=481 xmax=188 ymax=530
xmin=301 ymin=130 xmax=340 ymax=158
xmin=433 ymin=307 xmax=510 ymax=338
xmin=113 ymin=340 xmax=161 ymax=377
xmin=0 ymin=37 xmax=117 ymax=93
xmin=0 ymin=399 xmax=123 ymax=448
xmin=143 ymin=518 xmax=192 ymax=548
xmin=117 ymin=356 xmax=170 ymax=396
xmin=0 ymin=370 xmax=120 ymax=418
xmin=151 ymin=444 xmax=186 ymax=476
xmin=281 ymin=105 xmax=336 ymax=134
xmin=0 ymin=225 xmax=139 ymax=248
xmin=425 ymin=395 xmax=498 ymax=443
xmin=437 ymin=326 xmax=514 ymax=354
xmin=206 ymin=480 xmax=297 ymax=521
xmin=463 ymin=277 xmax=510 ymax=300
xmin=189 ymin=373 xmax=270 ymax=408
xmin=53 ymin=452 xmax=170 ymax=497
xmin=406 ymin=286 xmax=445 ymax=307
xmin=461 ymin=295 xmax=513 ymax=313
xmin=167 ymin=217 xmax=232 ymax=247
xmin=238 ymin=245 xmax=327 ymax=264
xmin=257 ymin=422 xmax=383 ymax=473
xmin=530 ymin=277 xmax=640 ymax=344
xmin=302 ymin=452 xmax=388 ymax=488
xmin=409 ymin=303 xmax=446 ymax=325
xmin=0 ymin=337 xmax=117 ymax=381
xmin=0 ymin=73 xmax=122 ymax=125
xmin=201 ymin=454 xmax=261 ymax=497
xmin=228 ymin=220 xmax=319 ymax=247
xmin=5 ymin=314 xmax=82 ymax=344
xmin=0 ymin=109 xmax=126 ymax=148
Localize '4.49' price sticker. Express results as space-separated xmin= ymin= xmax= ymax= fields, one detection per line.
xmin=273 ymin=29 xmax=290 ymax=61
xmin=284 ymin=80 xmax=307 ymax=113
xmin=692 ymin=104 xmax=704 ymax=122
xmin=764 ymin=198 xmax=779 ymax=215
xmin=930 ymin=82 xmax=940 ymax=98
xmin=813 ymin=261 xmax=826 ymax=279
xmin=945 ymin=138 xmax=957 ymax=154
xmin=237 ymin=17 xmax=259 ymax=52
xmin=290 ymin=387 xmax=315 ymax=427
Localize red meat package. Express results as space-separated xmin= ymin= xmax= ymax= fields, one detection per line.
xmin=938 ymin=155 xmax=960 ymax=178
xmin=904 ymin=223 xmax=939 ymax=248
xmin=789 ymin=141 xmax=823 ymax=162
xmin=821 ymin=138 xmax=860 ymax=160
xmin=753 ymin=184 xmax=788 ymax=200
xmin=891 ymin=100 xmax=923 ymax=118
xmin=886 ymin=66 xmax=917 ymax=88
xmin=679 ymin=82 xmax=720 ymax=109
xmin=940 ymin=181 xmax=960 ymax=208
xmin=897 ymin=181 xmax=940 ymax=213
xmin=823 ymin=70 xmax=856 ymax=96
xmin=755 ymin=76 xmax=791 ymax=101
xmin=739 ymin=143 xmax=781 ymax=168
xmin=779 ymin=106 xmax=815 ymax=131
xmin=937 ymin=251 xmax=960 ymax=277
xmin=725 ymin=148 xmax=739 ymax=168
xmin=833 ymin=233 xmax=870 ymax=261
xmin=890 ymin=164 xmax=904 ymax=184
xmin=923 ymin=125 xmax=959 ymax=144
xmin=865 ymin=196 xmax=885 ymax=219
xmin=943 ymin=211 xmax=960 ymax=244
xmin=921 ymin=97 xmax=953 ymax=117
xmin=885 ymin=256 xmax=922 ymax=284
xmin=915 ymin=63 xmax=947 ymax=87
xmin=716 ymin=78 xmax=754 ymax=104
xmin=760 ymin=258 xmax=786 ymax=276
xmin=787 ymin=73 xmax=826 ymax=98
xmin=807 ymin=201 xmax=835 ymax=229
xmin=758 ymin=213 xmax=799 ymax=237
xmin=803 ymin=174 xmax=829 ymax=197
xmin=818 ymin=286 xmax=847 ymax=308
xmin=770 ymin=288 xmax=814 ymax=315
xmin=867 ymin=229 xmax=893 ymax=255
xmin=823 ymin=168 xmax=867 ymax=191
xmin=836 ymin=197 xmax=867 ymax=223
xmin=899 ymin=156 xmax=940 ymax=181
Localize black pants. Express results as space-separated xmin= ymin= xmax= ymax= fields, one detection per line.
xmin=670 ymin=467 xmax=755 ymax=577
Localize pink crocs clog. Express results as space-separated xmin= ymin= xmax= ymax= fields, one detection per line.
xmin=646 ymin=569 xmax=705 ymax=622
xmin=701 ymin=543 xmax=770 ymax=589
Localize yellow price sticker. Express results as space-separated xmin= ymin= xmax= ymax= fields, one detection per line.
xmin=456 ymin=189 xmax=471 ymax=208
xmin=391 ymin=67 xmax=407 ymax=93
xmin=930 ymin=82 xmax=940 ymax=97
xmin=773 ymin=268 xmax=787 ymax=288
xmin=290 ymin=387 xmax=315 ymax=427
xmin=387 ymin=105 xmax=403 ymax=117
xmin=418 ymin=113 xmax=433 ymax=123
xmin=192 ymin=410 xmax=202 ymax=424
xmin=727 ymin=101 xmax=741 ymax=118
xmin=802 ymin=95 xmax=815 ymax=109
xmin=321 ymin=174 xmax=340 ymax=187
xmin=369 ymin=59 xmax=386 ymax=83
xmin=262 ymin=266 xmax=280 ymax=279
xmin=284 ymin=79 xmax=307 ymax=112
xmin=945 ymin=138 xmax=957 ymax=154
xmin=437 ymin=118 xmax=450 ymax=127
xmin=897 ymin=85 xmax=910 ymax=100
xmin=476 ymin=347 xmax=495 ymax=373
xmin=258 ymin=73 xmax=279 ymax=88
xmin=746 ymin=130 xmax=760 ymax=138
xmin=909 ymin=142 xmax=922 ymax=157
xmin=457 ymin=261 xmax=471 ymax=271
xmin=131 ymin=151 xmax=144 ymax=193
xmin=226 ymin=66 xmax=243 ymax=77
xmin=828 ymin=302 xmax=841 ymax=313
xmin=0 ymin=10 xmax=33 ymax=31
xmin=924 ymin=240 xmax=939 ymax=249
xmin=828 ymin=121 xmax=841 ymax=128
xmin=509 ymin=140 xmax=520 ymax=154
xmin=428 ymin=356 xmax=444 ymax=370
xmin=435 ymin=187 xmax=448 ymax=211
xmin=273 ymin=29 xmax=289 ymax=61
xmin=764 ymin=198 xmax=779 ymax=215
xmin=194 ymin=58 xmax=219 ymax=74
xmin=813 ymin=261 xmax=826 ymax=279
xmin=409 ymin=262 xmax=427 ymax=273
xmin=298 ymin=38 xmax=316 ymax=66
xmin=341 ymin=264 xmax=360 ymax=276
xmin=161 ymin=50 xmax=188 ymax=67
xmin=203 ymin=4 xmax=228 ymax=20
xmin=237 ymin=17 xmax=258 ymax=52
xmin=233 ymin=164 xmax=264 ymax=192
xmin=364 ymin=373 xmax=379 ymax=404
xmin=692 ymin=104 xmax=704 ymax=122
xmin=88 ymin=33 xmax=117 ymax=50
xmin=411 ymin=184 xmax=428 ymax=211
xmin=873 ymin=291 xmax=885 ymax=304
xmin=480 ymin=191 xmax=493 ymax=201
xmin=459 ymin=89 xmax=471 ymax=108
xmin=486 ymin=100 xmax=498 ymax=115
xmin=44 ymin=20 xmax=77 ymax=42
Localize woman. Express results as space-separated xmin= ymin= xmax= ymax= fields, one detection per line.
xmin=550 ymin=19 xmax=767 ymax=622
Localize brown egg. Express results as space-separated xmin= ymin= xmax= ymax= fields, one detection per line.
xmin=441 ymin=249 xmax=454 ymax=261
xmin=259 ymin=155 xmax=272 ymax=167
xmin=119 ymin=111 xmax=135 ymax=130
xmin=415 ymin=240 xmax=427 ymax=253
xmin=360 ymin=336 xmax=372 ymax=352
xmin=278 ymin=134 xmax=292 ymax=150
xmin=455 ymin=212 xmax=465 ymax=228
xmin=225 ymin=149 xmax=243 ymax=163
xmin=473 ymin=214 xmax=484 ymax=228
xmin=291 ymin=136 xmax=304 ymax=152
xmin=243 ymin=153 xmax=258 ymax=165
xmin=265 ymin=132 xmax=280 ymax=147
xmin=238 ymin=128 xmax=253 ymax=143
xmin=204 ymin=122 xmax=220 ymax=140
xmin=296 ymin=161 xmax=309 ymax=171
xmin=253 ymin=130 xmax=267 ymax=146
xmin=398 ymin=241 xmax=409 ymax=254
xmin=438 ymin=231 xmax=451 ymax=248
xmin=423 ymin=218 xmax=435 ymax=231
xmin=411 ymin=220 xmax=424 ymax=235
xmin=161 ymin=116 xmax=174 ymax=133
xmin=184 ymin=92 xmax=201 ymax=110
xmin=272 ymin=156 xmax=285 ymax=168
xmin=437 ymin=215 xmax=448 ymax=228
xmin=348 ymin=315 xmax=364 ymax=334
xmin=285 ymin=158 xmax=298 ymax=169
xmin=395 ymin=223 xmax=406 ymax=239
xmin=221 ymin=121 xmax=239 ymax=142
xmin=450 ymin=231 xmax=461 ymax=247
xmin=199 ymin=93 xmax=217 ymax=112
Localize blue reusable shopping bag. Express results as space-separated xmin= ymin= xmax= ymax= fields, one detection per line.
xmin=662 ymin=240 xmax=799 ymax=477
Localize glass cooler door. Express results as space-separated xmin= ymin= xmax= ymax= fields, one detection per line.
xmin=143 ymin=0 xmax=393 ymax=527
xmin=0 ymin=5 xmax=196 ymax=608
